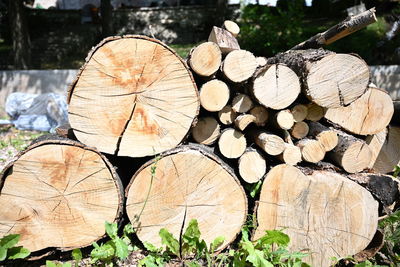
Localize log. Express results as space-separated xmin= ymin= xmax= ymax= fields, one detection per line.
xmin=234 ymin=114 xmax=256 ymax=131
xmin=278 ymin=144 xmax=302 ymax=166
xmin=269 ymin=49 xmax=370 ymax=108
xmin=252 ymin=64 xmax=301 ymax=110
xmin=238 ymin=148 xmax=266 ymax=183
xmin=222 ymin=50 xmax=258 ymax=83
xmin=291 ymin=104 xmax=308 ymax=122
xmin=308 ymin=121 xmax=338 ymax=152
xmin=329 ymin=130 xmax=372 ymax=173
xmin=324 ymin=87 xmax=394 ymax=135
xmin=218 ymin=105 xmax=237 ymax=125
xmin=199 ymin=79 xmax=230 ymax=112
xmin=254 ymin=164 xmax=378 ymax=267
xmin=188 ymin=42 xmax=222 ymax=77
xmin=366 ymin=126 xmax=400 ymax=174
xmin=306 ymin=102 xmax=325 ymax=122
xmin=250 ymin=130 xmax=285 ymax=156
xmin=255 ymin=57 xmax=268 ymax=68
xmin=290 ymin=121 xmax=309 ymax=139
xmin=68 ymin=35 xmax=199 ymax=157
xmin=296 ymin=138 xmax=325 ymax=163
xmin=222 ymin=20 xmax=240 ymax=37
xmin=208 ymin=26 xmax=240 ymax=55
xmin=0 ymin=137 xmax=124 ymax=252
xmin=125 ymin=145 xmax=247 ymax=249
xmin=191 ymin=117 xmax=221 ymax=145
xmin=249 ymin=105 xmax=269 ymax=126
xmin=272 ymin=109 xmax=295 ymax=130
xmin=218 ymin=128 xmax=247 ymax=158
xmin=231 ymin=94 xmax=253 ymax=113
xmin=292 ymin=8 xmax=377 ymax=50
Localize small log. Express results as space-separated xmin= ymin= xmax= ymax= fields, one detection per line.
xmin=234 ymin=114 xmax=256 ymax=131
xmin=255 ymin=57 xmax=268 ymax=68
xmin=308 ymin=121 xmax=338 ymax=152
xmin=291 ymin=104 xmax=308 ymax=122
xmin=292 ymin=8 xmax=377 ymax=50
xmin=269 ymin=49 xmax=370 ymax=108
xmin=366 ymin=126 xmax=400 ymax=174
xmin=0 ymin=138 xmax=124 ymax=252
xmin=188 ymin=42 xmax=222 ymax=77
xmin=222 ymin=50 xmax=258 ymax=83
xmin=254 ymin=164 xmax=378 ymax=267
xmin=272 ymin=109 xmax=295 ymax=130
xmin=249 ymin=105 xmax=269 ymax=126
xmin=324 ymin=87 xmax=394 ymax=135
xmin=290 ymin=121 xmax=309 ymax=139
xmin=252 ymin=64 xmax=301 ymax=110
xmin=218 ymin=105 xmax=237 ymax=125
xmin=278 ymin=143 xmax=302 ymax=165
xmin=306 ymin=102 xmax=325 ymax=122
xmin=208 ymin=26 xmax=240 ymax=55
xmin=191 ymin=117 xmax=221 ymax=145
xmin=222 ymin=20 xmax=240 ymax=37
xmin=125 ymin=145 xmax=247 ymax=250
xmin=250 ymin=130 xmax=285 ymax=156
xmin=297 ymin=138 xmax=325 ymax=163
xmin=200 ymin=79 xmax=230 ymax=112
xmin=218 ymin=128 xmax=247 ymax=158
xmin=329 ymin=129 xmax=372 ymax=173
xmin=238 ymin=148 xmax=266 ymax=183
xmin=231 ymin=94 xmax=254 ymax=113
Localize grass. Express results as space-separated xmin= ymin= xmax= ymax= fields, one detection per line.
xmin=169 ymin=43 xmax=197 ymax=59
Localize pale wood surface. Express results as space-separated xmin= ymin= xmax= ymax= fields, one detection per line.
xmin=291 ymin=104 xmax=308 ymax=122
xmin=191 ymin=117 xmax=221 ymax=145
xmin=308 ymin=121 xmax=338 ymax=152
xmin=231 ymin=94 xmax=253 ymax=113
xmin=218 ymin=128 xmax=247 ymax=158
xmin=222 ymin=50 xmax=257 ymax=83
xmin=273 ymin=109 xmax=295 ymax=130
xmin=279 ymin=144 xmax=302 ymax=165
xmin=251 ymin=130 xmax=285 ymax=156
xmin=297 ymin=139 xmax=325 ymax=163
xmin=238 ymin=148 xmax=266 ymax=183
xmin=234 ymin=114 xmax=256 ymax=131
xmin=200 ymin=79 xmax=230 ymax=112
xmin=222 ymin=20 xmax=240 ymax=37
xmin=189 ymin=42 xmax=222 ymax=77
xmin=208 ymin=26 xmax=240 ymax=55
xmin=218 ymin=105 xmax=237 ymax=125
xmin=254 ymin=164 xmax=378 ymax=267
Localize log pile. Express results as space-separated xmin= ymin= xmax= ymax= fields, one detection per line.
xmin=1 ymin=9 xmax=399 ymax=267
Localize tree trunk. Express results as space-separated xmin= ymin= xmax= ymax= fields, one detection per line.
xmin=0 ymin=137 xmax=124 ymax=252
xmin=9 ymin=0 xmax=31 ymax=69
xmin=68 ymin=35 xmax=199 ymax=157
xmin=125 ymin=145 xmax=247 ymax=250
xmin=101 ymin=0 xmax=113 ymax=37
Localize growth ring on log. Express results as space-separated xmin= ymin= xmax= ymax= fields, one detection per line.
xmin=126 ymin=146 xmax=247 ymax=249
xmin=0 ymin=139 xmax=123 ymax=252
xmin=68 ymin=35 xmax=199 ymax=157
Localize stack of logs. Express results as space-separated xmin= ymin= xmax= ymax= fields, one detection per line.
xmin=1 ymin=9 xmax=399 ymax=267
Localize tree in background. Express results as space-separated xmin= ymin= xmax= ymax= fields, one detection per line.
xmin=9 ymin=0 xmax=31 ymax=69
xmin=100 ymin=0 xmax=113 ymax=38
xmin=277 ymin=0 xmax=306 ymax=11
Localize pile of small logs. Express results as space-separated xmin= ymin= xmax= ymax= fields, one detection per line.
xmin=1 ymin=8 xmax=399 ymax=267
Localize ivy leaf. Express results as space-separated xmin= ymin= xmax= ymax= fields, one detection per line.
xmin=159 ymin=228 xmax=180 ymax=257
xmin=210 ymin=236 xmax=225 ymax=252
xmin=114 ymin=238 xmax=129 ymax=260
xmin=71 ymin=248 xmax=82 ymax=261
xmin=0 ymin=247 xmax=7 ymax=261
xmin=0 ymin=234 xmax=20 ymax=249
xmin=105 ymin=221 xmax=118 ymax=240
xmin=7 ymin=246 xmax=30 ymax=259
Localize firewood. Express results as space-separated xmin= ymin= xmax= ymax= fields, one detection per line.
xmin=234 ymin=114 xmax=256 ymax=131
xmin=188 ymin=42 xmax=222 ymax=77
xmin=250 ymin=130 xmax=285 ymax=156
xmin=208 ymin=26 xmax=240 ymax=55
xmin=191 ymin=117 xmax=221 ymax=145
xmin=125 ymin=145 xmax=247 ymax=250
xmin=200 ymin=79 xmax=230 ymax=112
xmin=269 ymin=49 xmax=370 ymax=108
xmin=272 ymin=109 xmax=295 ymax=130
xmin=297 ymin=138 xmax=325 ymax=163
xmin=222 ymin=50 xmax=258 ymax=83
xmin=366 ymin=126 xmax=400 ymax=174
xmin=218 ymin=105 xmax=237 ymax=125
xmin=290 ymin=121 xmax=309 ymax=139
xmin=329 ymin=129 xmax=372 ymax=173
xmin=252 ymin=64 xmax=301 ymax=110
xmin=222 ymin=20 xmax=240 ymax=37
xmin=68 ymin=35 xmax=199 ymax=157
xmin=249 ymin=105 xmax=269 ymax=126
xmin=218 ymin=128 xmax=247 ymax=158
xmin=278 ymin=143 xmax=302 ymax=165
xmin=308 ymin=121 xmax=338 ymax=152
xmin=231 ymin=94 xmax=253 ymax=113
xmin=254 ymin=164 xmax=378 ymax=267
xmin=324 ymin=87 xmax=394 ymax=135
xmin=255 ymin=57 xmax=268 ymax=68
xmin=238 ymin=148 xmax=266 ymax=183
xmin=306 ymin=102 xmax=325 ymax=122
xmin=291 ymin=104 xmax=308 ymax=122
xmin=0 ymin=137 xmax=124 ymax=252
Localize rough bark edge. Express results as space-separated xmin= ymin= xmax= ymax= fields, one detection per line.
xmin=125 ymin=143 xmax=248 ymax=252
xmin=0 ymin=136 xmax=125 ymax=253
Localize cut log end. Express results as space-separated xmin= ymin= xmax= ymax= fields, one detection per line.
xmin=232 ymin=94 xmax=253 ymax=113
xmin=218 ymin=128 xmax=247 ymax=158
xmin=252 ymin=131 xmax=285 ymax=156
xmin=234 ymin=114 xmax=256 ymax=131
xmin=200 ymin=79 xmax=230 ymax=112
xmin=208 ymin=26 xmax=240 ymax=55
xmin=297 ymin=139 xmax=325 ymax=163
xmin=275 ymin=110 xmax=295 ymax=130
xmin=290 ymin=121 xmax=309 ymax=139
xmin=189 ymin=42 xmax=222 ymax=77
xmin=218 ymin=105 xmax=237 ymax=125
xmin=222 ymin=20 xmax=240 ymax=37
xmin=222 ymin=50 xmax=257 ymax=83
xmin=191 ymin=117 xmax=221 ymax=145
xmin=238 ymin=149 xmax=266 ymax=183
xmin=306 ymin=103 xmax=325 ymax=122
xmin=291 ymin=104 xmax=308 ymax=122
xmin=249 ymin=106 xmax=269 ymax=126
xmin=280 ymin=144 xmax=302 ymax=165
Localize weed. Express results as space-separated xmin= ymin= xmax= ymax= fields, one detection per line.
xmin=0 ymin=234 xmax=30 ymax=262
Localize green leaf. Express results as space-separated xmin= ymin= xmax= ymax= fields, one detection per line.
xmin=186 ymin=261 xmax=201 ymax=267
xmin=246 ymin=249 xmax=274 ymax=267
xmin=71 ymin=248 xmax=82 ymax=261
xmin=159 ymin=228 xmax=180 ymax=257
xmin=250 ymin=181 xmax=262 ymax=198
xmin=183 ymin=219 xmax=201 ymax=242
xmin=123 ymin=223 xmax=135 ymax=236
xmin=90 ymin=241 xmax=115 ymax=261
xmin=258 ymin=230 xmax=290 ymax=247
xmin=0 ymin=247 xmax=7 ymax=261
xmin=114 ymin=238 xmax=129 ymax=260
xmin=139 ymin=255 xmax=163 ymax=267
xmin=46 ymin=261 xmax=58 ymax=267
xmin=0 ymin=234 xmax=20 ymax=249
xmin=210 ymin=236 xmax=225 ymax=252
xmin=105 ymin=221 xmax=118 ymax=240
xmin=143 ymin=242 xmax=159 ymax=253
xmin=7 ymin=246 xmax=30 ymax=259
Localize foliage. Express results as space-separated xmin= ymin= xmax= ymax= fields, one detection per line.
xmin=0 ymin=234 xmax=30 ymax=262
xmin=377 ymin=209 xmax=400 ymax=265
xmin=46 ymin=261 xmax=72 ymax=267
